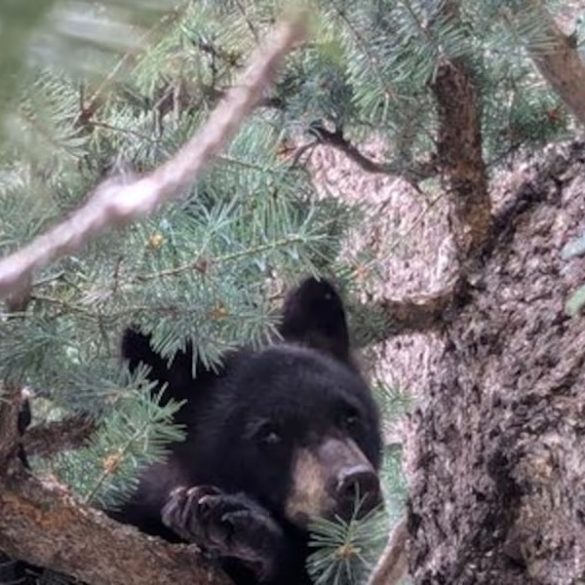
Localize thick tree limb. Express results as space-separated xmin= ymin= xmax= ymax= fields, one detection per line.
xmin=0 ymin=467 xmax=233 ymax=585
xmin=515 ymin=0 xmax=585 ymax=127
xmin=367 ymin=516 xmax=408 ymax=585
xmin=432 ymin=2 xmax=491 ymax=258
xmin=24 ymin=415 xmax=96 ymax=458
xmin=0 ymin=14 xmax=307 ymax=300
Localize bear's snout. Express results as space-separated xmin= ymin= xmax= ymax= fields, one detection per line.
xmin=333 ymin=464 xmax=381 ymax=519
xmin=284 ymin=436 xmax=382 ymax=527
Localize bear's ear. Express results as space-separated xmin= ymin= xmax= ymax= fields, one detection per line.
xmin=122 ymin=327 xmax=172 ymax=383
xmin=121 ymin=328 xmax=214 ymax=403
xmin=278 ymin=277 xmax=351 ymax=363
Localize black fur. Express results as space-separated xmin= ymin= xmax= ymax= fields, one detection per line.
xmin=112 ymin=277 xmax=383 ymax=585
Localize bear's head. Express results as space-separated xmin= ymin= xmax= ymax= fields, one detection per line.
xmin=122 ymin=277 xmax=384 ymax=531
xmin=197 ymin=278 xmax=383 ymax=529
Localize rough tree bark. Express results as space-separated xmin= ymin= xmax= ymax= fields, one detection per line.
xmin=432 ymin=1 xmax=491 ymax=261
xmin=0 ymin=466 xmax=232 ymax=585
xmin=408 ymin=141 xmax=585 ymax=584
xmin=23 ymin=415 xmax=96 ymax=458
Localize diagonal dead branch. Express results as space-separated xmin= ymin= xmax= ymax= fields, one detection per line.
xmin=0 ymin=468 xmax=232 ymax=585
xmin=24 ymin=414 xmax=97 ymax=458
xmin=0 ymin=14 xmax=307 ymax=300
xmin=512 ymin=0 xmax=585 ymax=128
xmin=432 ymin=3 xmax=491 ymax=259
xmin=367 ymin=516 xmax=408 ymax=585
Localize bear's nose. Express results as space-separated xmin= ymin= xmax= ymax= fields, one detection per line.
xmin=335 ymin=465 xmax=381 ymax=516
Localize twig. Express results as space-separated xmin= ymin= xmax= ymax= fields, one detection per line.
xmin=24 ymin=415 xmax=96 ymax=458
xmin=367 ymin=516 xmax=408 ymax=585
xmin=0 ymin=15 xmax=308 ymax=300
xmin=135 ymin=235 xmax=306 ymax=282
xmin=0 ymin=385 xmax=26 ymax=471
xmin=290 ymin=139 xmax=319 ymax=168
xmin=234 ymin=0 xmax=260 ymax=43
xmin=508 ymin=0 xmax=585 ymax=127
xmin=378 ymin=280 xmax=463 ymax=334
xmin=311 ymin=123 xmax=437 ymax=186
xmin=73 ymin=9 xmax=183 ymax=128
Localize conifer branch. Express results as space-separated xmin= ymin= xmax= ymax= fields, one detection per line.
xmin=0 ymin=468 xmax=233 ymax=585
xmin=0 ymin=15 xmax=307 ymax=301
xmin=432 ymin=1 xmax=491 ymax=258
xmin=367 ymin=516 xmax=408 ymax=585
xmin=511 ymin=0 xmax=585 ymax=127
xmin=24 ymin=415 xmax=96 ymax=458
xmin=74 ymin=8 xmax=185 ymax=128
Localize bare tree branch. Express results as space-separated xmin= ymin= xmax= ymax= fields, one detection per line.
xmin=310 ymin=123 xmax=437 ymax=187
xmin=0 ymin=468 xmax=232 ymax=585
xmin=377 ymin=284 xmax=462 ymax=335
xmin=0 ymin=15 xmax=307 ymax=301
xmin=24 ymin=415 xmax=96 ymax=458
xmin=513 ymin=0 xmax=585 ymax=127
xmin=367 ymin=516 xmax=408 ymax=585
xmin=354 ymin=279 xmax=465 ymax=345
xmin=432 ymin=2 xmax=491 ymax=259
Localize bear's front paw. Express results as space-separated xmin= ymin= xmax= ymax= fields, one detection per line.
xmin=162 ymin=486 xmax=284 ymax=581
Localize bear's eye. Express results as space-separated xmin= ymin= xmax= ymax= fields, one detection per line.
xmin=253 ymin=422 xmax=282 ymax=446
xmin=339 ymin=407 xmax=360 ymax=431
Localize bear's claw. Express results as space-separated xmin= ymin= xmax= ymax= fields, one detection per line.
xmin=162 ymin=485 xmax=284 ymax=581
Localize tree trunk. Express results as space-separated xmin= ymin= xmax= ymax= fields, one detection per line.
xmin=408 ymin=141 xmax=585 ymax=584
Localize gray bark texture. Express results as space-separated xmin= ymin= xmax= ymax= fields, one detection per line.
xmin=408 ymin=141 xmax=585 ymax=584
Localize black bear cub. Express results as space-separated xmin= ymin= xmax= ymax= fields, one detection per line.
xmin=114 ymin=277 xmax=383 ymax=585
